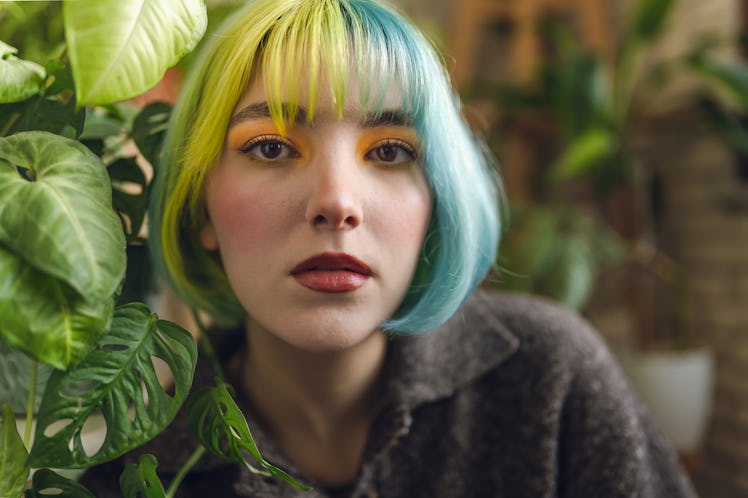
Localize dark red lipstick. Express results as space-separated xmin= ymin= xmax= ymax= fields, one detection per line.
xmin=290 ymin=252 xmax=372 ymax=293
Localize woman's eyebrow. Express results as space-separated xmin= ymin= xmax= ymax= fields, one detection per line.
xmin=361 ymin=110 xmax=414 ymax=128
xmin=229 ymin=102 xmax=413 ymax=128
xmin=229 ymin=102 xmax=308 ymax=128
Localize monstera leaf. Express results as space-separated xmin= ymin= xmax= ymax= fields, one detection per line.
xmin=119 ymin=454 xmax=167 ymax=498
xmin=28 ymin=304 xmax=197 ymax=468
xmin=188 ymin=379 xmax=310 ymax=490
xmin=0 ymin=404 xmax=29 ymax=498
xmin=64 ymin=0 xmax=207 ymax=105
xmin=24 ymin=468 xmax=94 ymax=498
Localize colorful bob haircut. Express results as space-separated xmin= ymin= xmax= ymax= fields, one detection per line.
xmin=150 ymin=0 xmax=502 ymax=333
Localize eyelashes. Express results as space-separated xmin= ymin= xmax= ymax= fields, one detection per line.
xmin=238 ymin=134 xmax=418 ymax=165
xmin=365 ymin=138 xmax=417 ymax=165
xmin=239 ymin=135 xmax=300 ymax=161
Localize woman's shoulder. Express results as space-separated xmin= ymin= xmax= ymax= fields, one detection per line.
xmin=455 ymin=289 xmax=611 ymax=365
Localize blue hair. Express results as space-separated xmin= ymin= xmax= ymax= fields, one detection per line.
xmin=150 ymin=0 xmax=502 ymax=333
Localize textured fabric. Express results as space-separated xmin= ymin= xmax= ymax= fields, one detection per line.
xmin=80 ymin=291 xmax=698 ymax=497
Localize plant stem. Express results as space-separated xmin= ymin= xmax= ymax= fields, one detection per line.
xmin=189 ymin=309 xmax=224 ymax=380
xmin=0 ymin=113 xmax=21 ymax=137
xmin=24 ymin=359 xmax=38 ymax=448
xmin=165 ymin=445 xmax=206 ymax=498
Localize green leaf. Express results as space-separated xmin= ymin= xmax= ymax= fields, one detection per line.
xmin=28 ymin=304 xmax=197 ymax=468
xmin=698 ymin=97 xmax=748 ymax=157
xmin=0 ymin=131 xmax=126 ymax=302
xmin=0 ymin=244 xmax=114 ymax=370
xmin=551 ymin=127 xmax=616 ymax=180
xmin=81 ymin=109 xmax=128 ymax=140
xmin=544 ymin=234 xmax=596 ymax=310
xmin=187 ymin=379 xmax=311 ymax=490
xmin=24 ymin=468 xmax=93 ymax=498
xmin=0 ymin=40 xmax=44 ymax=104
xmin=500 ymin=206 xmax=558 ymax=280
xmin=117 ymin=245 xmax=155 ymax=306
xmin=0 ymin=404 xmax=29 ymax=498
xmin=0 ymin=337 xmax=53 ymax=414
xmin=108 ymin=157 xmax=149 ymax=241
xmin=64 ymin=0 xmax=207 ymax=105
xmin=7 ymin=95 xmax=86 ymax=140
xmin=119 ymin=454 xmax=166 ymax=498
xmin=132 ymin=102 xmax=172 ymax=167
xmin=9 ymin=62 xmax=85 ymax=139
xmin=689 ymin=53 xmax=748 ymax=108
xmin=628 ymin=0 xmax=676 ymax=43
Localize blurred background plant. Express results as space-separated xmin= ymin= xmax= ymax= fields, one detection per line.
xmin=470 ymin=0 xmax=748 ymax=351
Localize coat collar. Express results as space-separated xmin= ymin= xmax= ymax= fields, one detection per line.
xmin=381 ymin=290 xmax=520 ymax=409
xmin=145 ymin=290 xmax=520 ymax=492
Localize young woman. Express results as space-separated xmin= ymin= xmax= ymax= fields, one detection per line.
xmin=82 ymin=0 xmax=697 ymax=496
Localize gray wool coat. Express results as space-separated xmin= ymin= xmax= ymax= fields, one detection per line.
xmin=80 ymin=291 xmax=698 ymax=498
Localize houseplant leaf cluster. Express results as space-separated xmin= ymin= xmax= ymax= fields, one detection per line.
xmin=0 ymin=0 xmax=306 ymax=496
xmin=486 ymin=0 xmax=686 ymax=310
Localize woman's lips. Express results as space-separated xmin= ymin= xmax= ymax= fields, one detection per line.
xmin=290 ymin=252 xmax=372 ymax=293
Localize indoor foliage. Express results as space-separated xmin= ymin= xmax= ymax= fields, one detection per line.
xmin=0 ymin=1 xmax=305 ymax=496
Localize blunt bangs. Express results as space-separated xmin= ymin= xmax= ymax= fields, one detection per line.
xmin=150 ymin=0 xmax=502 ymax=331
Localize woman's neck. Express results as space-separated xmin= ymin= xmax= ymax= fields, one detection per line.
xmin=238 ymin=319 xmax=388 ymax=485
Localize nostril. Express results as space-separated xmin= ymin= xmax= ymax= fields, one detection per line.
xmin=313 ymin=214 xmax=327 ymax=225
xmin=344 ymin=215 xmax=359 ymax=227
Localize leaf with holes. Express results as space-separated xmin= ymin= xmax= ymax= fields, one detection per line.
xmin=187 ymin=379 xmax=310 ymax=490
xmin=64 ymin=0 xmax=207 ymax=105
xmin=132 ymin=102 xmax=172 ymax=168
xmin=28 ymin=303 xmax=197 ymax=468
xmin=108 ymin=157 xmax=149 ymax=241
xmin=0 ymin=131 xmax=126 ymax=302
xmin=119 ymin=454 xmax=166 ymax=498
xmin=0 ymin=404 xmax=29 ymax=498
xmin=24 ymin=468 xmax=94 ymax=498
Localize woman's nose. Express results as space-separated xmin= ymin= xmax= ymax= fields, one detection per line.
xmin=304 ymin=160 xmax=364 ymax=230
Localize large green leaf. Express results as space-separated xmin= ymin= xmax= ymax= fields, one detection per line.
xmin=119 ymin=454 xmax=166 ymax=498
xmin=28 ymin=304 xmax=197 ymax=468
xmin=0 ymin=404 xmax=29 ymax=498
xmin=24 ymin=468 xmax=93 ymax=498
xmin=64 ymin=0 xmax=207 ymax=105
xmin=0 ymin=336 xmax=53 ymax=414
xmin=187 ymin=379 xmax=310 ymax=490
xmin=0 ymin=131 xmax=126 ymax=302
xmin=0 ymin=40 xmax=44 ymax=104
xmin=0 ymin=244 xmax=114 ymax=370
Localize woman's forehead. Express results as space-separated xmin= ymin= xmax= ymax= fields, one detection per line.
xmin=232 ymin=66 xmax=407 ymax=124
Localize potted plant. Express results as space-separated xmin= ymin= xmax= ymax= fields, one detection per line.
xmin=0 ymin=1 xmax=305 ymax=496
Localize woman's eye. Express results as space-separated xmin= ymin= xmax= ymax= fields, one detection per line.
xmin=365 ymin=139 xmax=417 ymax=165
xmin=240 ymin=136 xmax=299 ymax=161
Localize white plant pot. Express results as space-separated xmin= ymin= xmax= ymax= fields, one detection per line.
xmin=620 ymin=348 xmax=714 ymax=453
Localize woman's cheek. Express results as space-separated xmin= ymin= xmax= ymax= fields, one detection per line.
xmin=208 ymin=182 xmax=289 ymax=248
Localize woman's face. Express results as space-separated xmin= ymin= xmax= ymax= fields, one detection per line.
xmin=201 ymin=72 xmax=433 ymax=352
